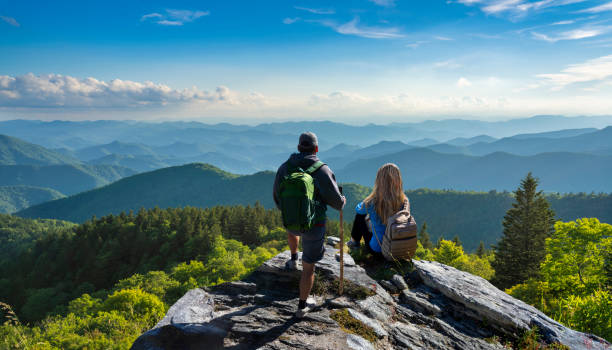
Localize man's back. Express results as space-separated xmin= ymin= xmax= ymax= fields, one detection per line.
xmin=273 ymin=152 xmax=344 ymax=221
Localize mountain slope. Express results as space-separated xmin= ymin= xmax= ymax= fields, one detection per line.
xmin=0 ymin=186 xmax=65 ymax=213
xmin=74 ymin=141 xmax=158 ymax=161
xmin=0 ymin=164 xmax=136 ymax=195
xmin=326 ymin=141 xmax=413 ymax=169
xmin=467 ymin=126 xmax=612 ymax=156
xmin=335 ymin=146 xmax=612 ymax=192
xmin=0 ymin=134 xmax=79 ymax=165
xmin=17 ymin=163 xmax=267 ymax=222
xmin=419 ymin=151 xmax=612 ymax=192
xmin=337 ymin=148 xmax=474 ymax=187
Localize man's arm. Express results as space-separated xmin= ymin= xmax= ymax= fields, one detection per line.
xmin=272 ymin=164 xmax=285 ymax=210
xmin=315 ymin=165 xmax=345 ymax=211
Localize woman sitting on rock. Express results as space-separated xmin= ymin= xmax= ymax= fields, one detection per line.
xmin=347 ymin=163 xmax=409 ymax=257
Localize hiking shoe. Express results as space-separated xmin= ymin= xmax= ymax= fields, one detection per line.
xmin=284 ymin=259 xmax=298 ymax=271
xmin=346 ymin=240 xmax=360 ymax=250
xmin=296 ymin=298 xmax=317 ymax=318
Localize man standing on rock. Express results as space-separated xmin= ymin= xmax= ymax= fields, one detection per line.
xmin=273 ymin=132 xmax=345 ymax=317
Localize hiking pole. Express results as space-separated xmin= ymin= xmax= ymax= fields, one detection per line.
xmin=339 ymin=208 xmax=344 ymax=296
xmin=339 ymin=185 xmax=344 ymax=296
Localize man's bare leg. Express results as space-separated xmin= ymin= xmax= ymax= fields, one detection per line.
xmin=300 ymin=262 xmax=315 ymax=301
xmin=288 ymin=232 xmax=299 ymax=255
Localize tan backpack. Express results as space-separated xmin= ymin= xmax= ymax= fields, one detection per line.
xmin=381 ymin=200 xmax=418 ymax=261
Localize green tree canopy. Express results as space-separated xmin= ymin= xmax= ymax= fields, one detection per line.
xmin=492 ymin=172 xmax=555 ymax=289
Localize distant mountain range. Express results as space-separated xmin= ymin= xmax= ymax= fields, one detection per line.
xmin=0 ymin=135 xmax=79 ymax=165
xmin=0 ymin=186 xmax=65 ymax=213
xmin=0 ymin=135 xmax=136 ymax=211
xmin=0 ymin=116 xmax=611 ymax=207
xmin=17 ymin=163 xmax=612 ymax=251
xmin=336 ymin=147 xmax=612 ymax=192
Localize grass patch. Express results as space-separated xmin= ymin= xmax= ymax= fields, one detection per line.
xmin=515 ymin=327 xmax=570 ymax=350
xmin=330 ymin=309 xmax=377 ymax=343
xmin=483 ymin=327 xmax=571 ymax=350
xmin=311 ymin=273 xmax=375 ymax=300
xmin=349 ymin=246 xmax=414 ymax=281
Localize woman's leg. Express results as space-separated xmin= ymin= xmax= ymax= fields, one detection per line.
xmin=351 ymin=214 xmax=368 ymax=243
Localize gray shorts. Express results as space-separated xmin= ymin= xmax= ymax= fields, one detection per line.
xmin=288 ymin=224 xmax=326 ymax=264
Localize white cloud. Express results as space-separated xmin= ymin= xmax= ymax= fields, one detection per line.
xmin=157 ymin=20 xmax=184 ymax=26
xmin=578 ymin=1 xmax=612 ymax=13
xmin=434 ymin=36 xmax=453 ymax=40
xmin=283 ymin=17 xmax=300 ymax=24
xmin=456 ymin=77 xmax=473 ymax=87
xmin=434 ymin=60 xmax=463 ymax=69
xmin=456 ymin=0 xmax=588 ymax=17
xmin=0 ymin=74 xmax=240 ymax=108
xmin=0 ymin=15 xmax=19 ymax=27
xmin=294 ymin=6 xmax=335 ymax=15
xmin=536 ymin=54 xmax=612 ymax=89
xmin=316 ymin=17 xmax=404 ymax=39
xmin=406 ymin=40 xmax=429 ymax=48
xmin=369 ymin=0 xmax=396 ymax=7
xmin=141 ymin=9 xmax=209 ymax=26
xmin=552 ymin=20 xmax=574 ymax=25
xmin=140 ymin=13 xmax=163 ymax=21
xmin=531 ymin=25 xmax=610 ymax=42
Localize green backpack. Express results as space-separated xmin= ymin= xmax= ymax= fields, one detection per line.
xmin=279 ymin=161 xmax=325 ymax=232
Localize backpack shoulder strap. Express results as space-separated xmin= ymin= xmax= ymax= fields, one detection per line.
xmin=304 ymin=161 xmax=325 ymax=175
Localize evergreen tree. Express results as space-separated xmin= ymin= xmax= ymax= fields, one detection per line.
xmin=436 ymin=235 xmax=445 ymax=248
xmin=476 ymin=241 xmax=486 ymax=257
xmin=419 ymin=222 xmax=433 ymax=250
xmin=491 ymin=172 xmax=555 ymax=289
xmin=452 ymin=235 xmax=462 ymax=247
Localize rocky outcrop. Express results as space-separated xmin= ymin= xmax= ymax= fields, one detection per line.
xmin=132 ymin=240 xmax=611 ymax=350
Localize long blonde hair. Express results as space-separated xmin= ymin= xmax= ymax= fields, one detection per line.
xmin=363 ymin=163 xmax=407 ymax=225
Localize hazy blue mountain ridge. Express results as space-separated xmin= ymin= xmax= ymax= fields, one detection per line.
xmin=0 ymin=134 xmax=79 ymax=165
xmin=0 ymin=186 xmax=65 ymax=213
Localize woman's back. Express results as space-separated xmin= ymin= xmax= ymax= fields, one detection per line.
xmin=354 ymin=163 xmax=408 ymax=253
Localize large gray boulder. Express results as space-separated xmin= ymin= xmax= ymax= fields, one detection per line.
xmin=131 ymin=241 xmax=611 ymax=350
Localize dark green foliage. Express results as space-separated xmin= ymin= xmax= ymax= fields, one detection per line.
xmin=476 ymin=241 xmax=486 ymax=258
xmin=1 ymin=204 xmax=284 ymax=323
xmin=436 ymin=235 xmax=445 ymax=248
xmin=452 ymin=234 xmax=462 ymax=247
xmin=419 ymin=222 xmax=433 ymax=250
xmin=0 ymin=214 xmax=74 ymax=267
xmin=0 ymin=185 xmax=65 ymax=213
xmin=492 ymin=173 xmax=555 ymax=289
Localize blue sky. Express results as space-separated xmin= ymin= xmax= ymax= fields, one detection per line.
xmin=1 ymin=0 xmax=612 ymax=123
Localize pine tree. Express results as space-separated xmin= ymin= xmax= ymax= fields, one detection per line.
xmin=452 ymin=235 xmax=462 ymax=247
xmin=436 ymin=235 xmax=445 ymax=248
xmin=476 ymin=241 xmax=486 ymax=257
xmin=491 ymin=172 xmax=555 ymax=289
xmin=419 ymin=222 xmax=433 ymax=250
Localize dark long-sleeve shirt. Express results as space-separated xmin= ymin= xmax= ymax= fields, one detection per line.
xmin=273 ymin=152 xmax=344 ymax=221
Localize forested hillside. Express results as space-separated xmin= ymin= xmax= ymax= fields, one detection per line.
xmin=1 ymin=205 xmax=285 ymax=324
xmin=0 ymin=134 xmax=79 ymax=165
xmin=0 ymin=186 xmax=65 ymax=213
xmin=0 ymin=164 xmax=136 ymax=195
xmin=17 ymin=163 xmax=612 ymax=251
